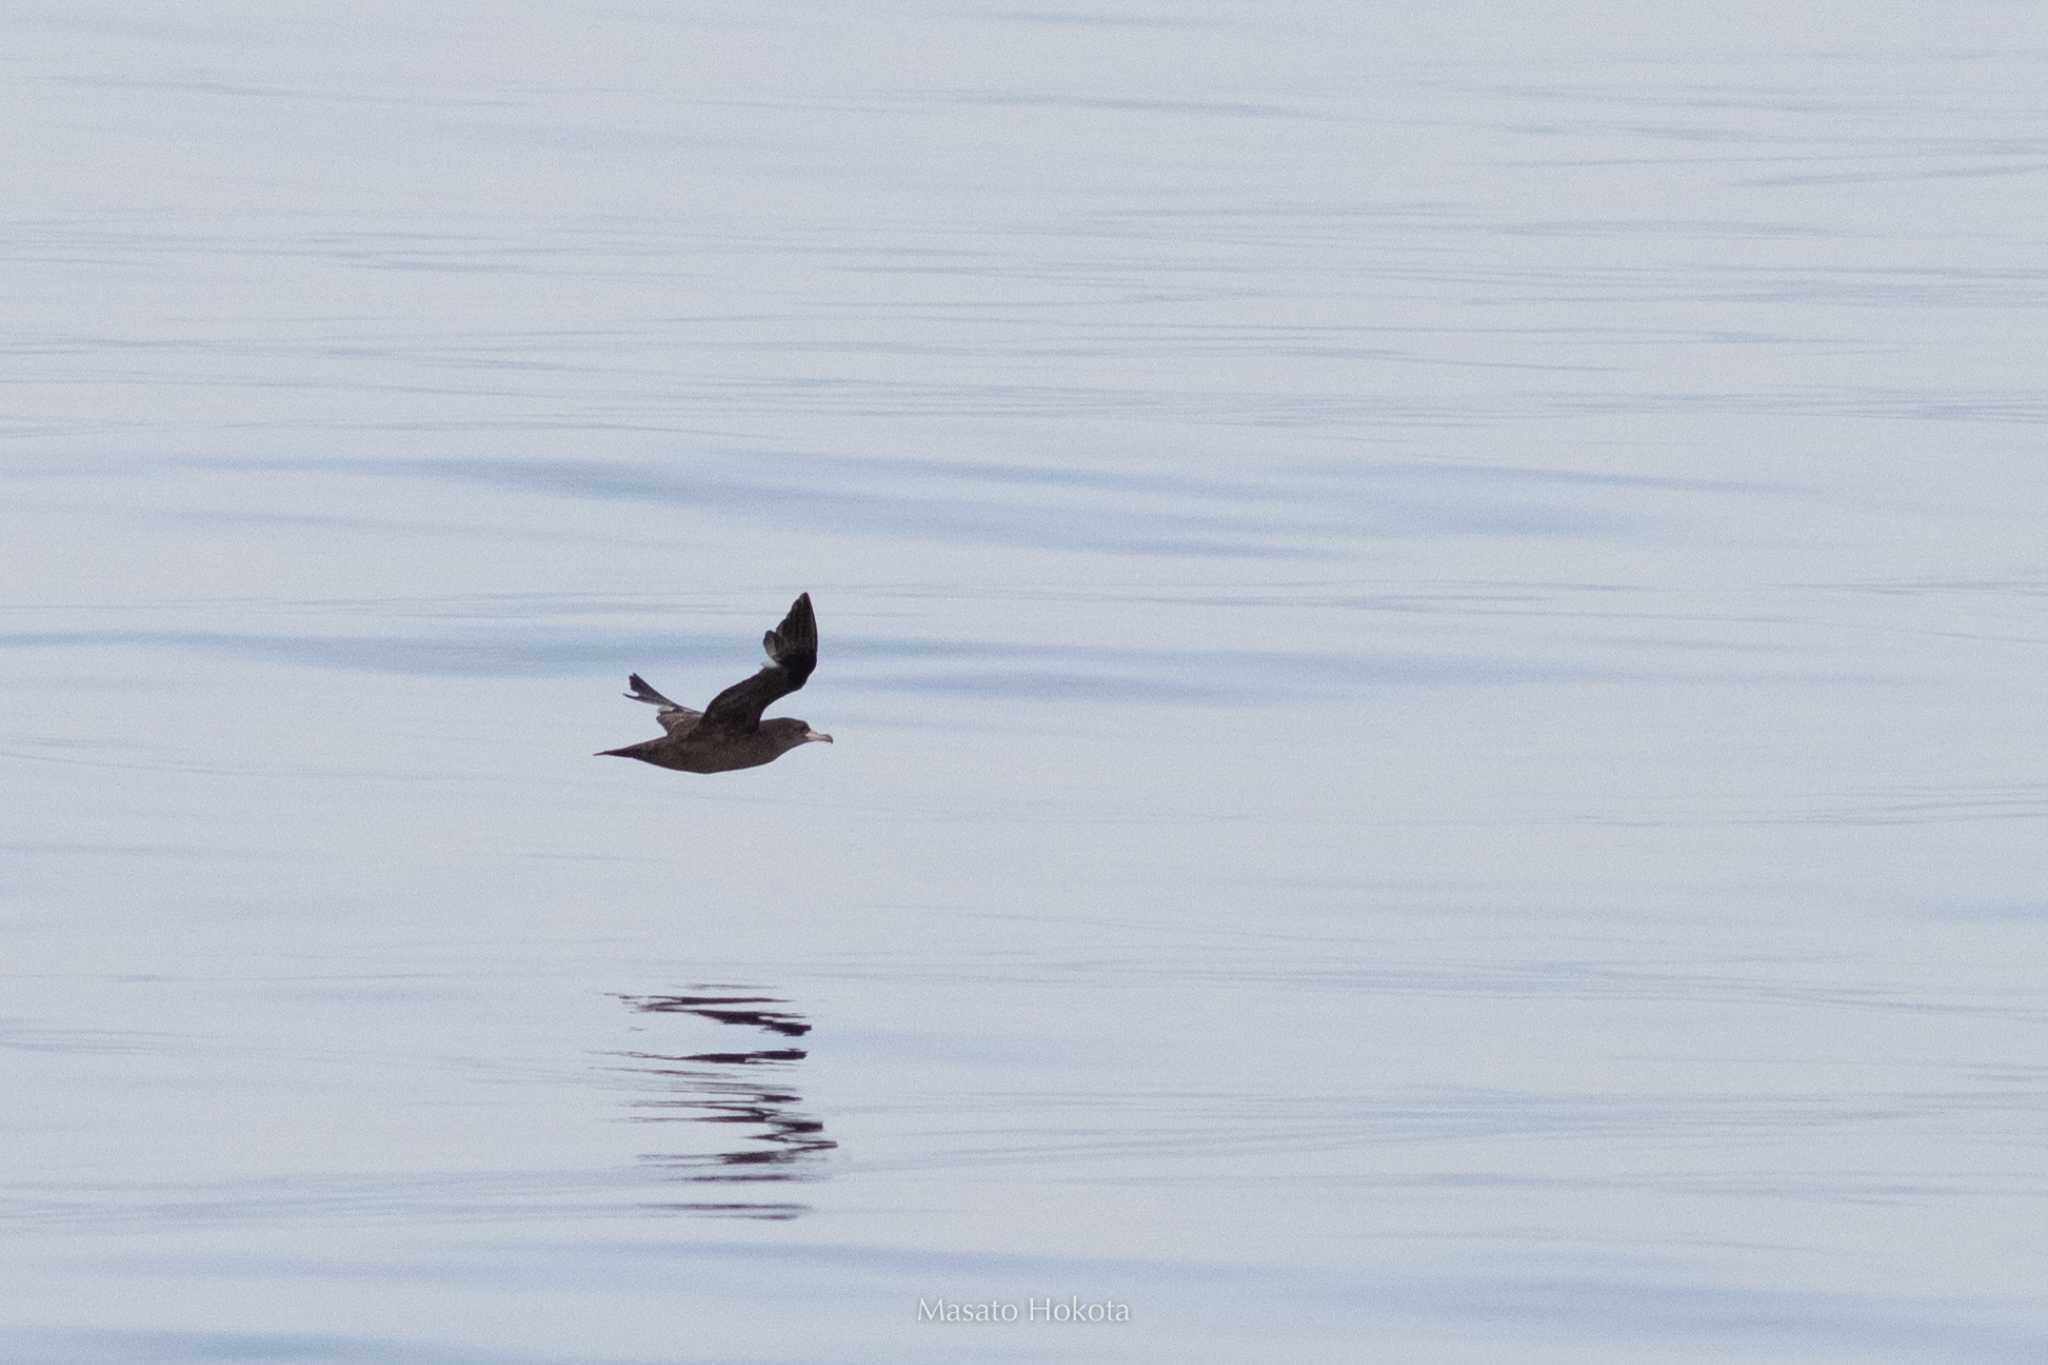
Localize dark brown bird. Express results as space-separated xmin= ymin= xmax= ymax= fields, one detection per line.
xmin=597 ymin=593 xmax=832 ymax=773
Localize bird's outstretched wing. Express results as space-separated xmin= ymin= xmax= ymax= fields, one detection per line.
xmin=623 ymin=673 xmax=702 ymax=737
xmin=697 ymin=593 xmax=818 ymax=735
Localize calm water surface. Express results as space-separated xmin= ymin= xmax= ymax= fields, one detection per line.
xmin=4 ymin=3 xmax=2047 ymax=1361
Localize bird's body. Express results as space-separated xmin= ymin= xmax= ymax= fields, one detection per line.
xmin=598 ymin=593 xmax=832 ymax=774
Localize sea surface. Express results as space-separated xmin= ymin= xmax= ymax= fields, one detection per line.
xmin=4 ymin=4 xmax=2047 ymax=1361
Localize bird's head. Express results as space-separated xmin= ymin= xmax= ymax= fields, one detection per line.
xmin=763 ymin=717 xmax=834 ymax=750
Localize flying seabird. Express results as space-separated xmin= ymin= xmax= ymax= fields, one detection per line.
xmin=597 ymin=592 xmax=833 ymax=773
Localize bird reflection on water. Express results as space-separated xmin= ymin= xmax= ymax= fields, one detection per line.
xmin=609 ymin=990 xmax=835 ymax=1220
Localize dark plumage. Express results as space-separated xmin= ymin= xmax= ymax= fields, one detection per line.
xmin=597 ymin=593 xmax=833 ymax=773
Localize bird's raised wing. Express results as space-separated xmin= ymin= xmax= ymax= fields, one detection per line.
xmin=697 ymin=593 xmax=818 ymax=735
xmin=623 ymin=673 xmax=702 ymax=737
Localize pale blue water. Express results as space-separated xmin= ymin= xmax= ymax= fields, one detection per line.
xmin=5 ymin=3 xmax=2047 ymax=1361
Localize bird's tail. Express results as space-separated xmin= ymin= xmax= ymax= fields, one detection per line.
xmin=622 ymin=673 xmax=679 ymax=708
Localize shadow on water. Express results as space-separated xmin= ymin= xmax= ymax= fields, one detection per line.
xmin=607 ymin=990 xmax=835 ymax=1221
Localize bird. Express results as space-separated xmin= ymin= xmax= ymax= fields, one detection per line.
xmin=597 ymin=592 xmax=833 ymax=773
